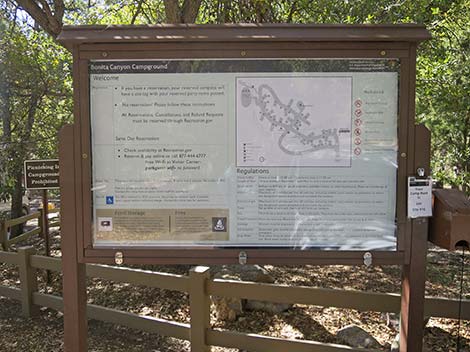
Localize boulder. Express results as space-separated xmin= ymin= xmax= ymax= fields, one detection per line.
xmin=211 ymin=296 xmax=243 ymax=321
xmin=336 ymin=324 xmax=381 ymax=349
xmin=212 ymin=264 xmax=275 ymax=283
xmin=211 ymin=265 xmax=292 ymax=320
xmin=244 ymin=299 xmax=292 ymax=314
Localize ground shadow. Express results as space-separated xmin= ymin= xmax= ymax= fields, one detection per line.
xmin=213 ymin=307 xmax=279 ymax=335
xmin=424 ymin=326 xmax=470 ymax=351
xmin=214 ymin=304 xmax=338 ymax=346
xmin=281 ymin=306 xmax=338 ymax=344
xmin=0 ymin=297 xmax=190 ymax=351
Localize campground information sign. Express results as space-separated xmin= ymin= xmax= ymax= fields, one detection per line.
xmin=24 ymin=159 xmax=60 ymax=190
xmin=89 ymin=59 xmax=399 ymax=250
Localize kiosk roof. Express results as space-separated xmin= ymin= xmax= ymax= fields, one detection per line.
xmin=58 ymin=24 xmax=431 ymax=49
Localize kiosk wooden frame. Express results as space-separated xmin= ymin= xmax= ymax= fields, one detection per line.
xmin=58 ymin=24 xmax=431 ymax=352
xmin=58 ymin=24 xmax=430 ymax=266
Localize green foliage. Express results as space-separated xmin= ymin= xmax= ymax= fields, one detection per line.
xmin=2 ymin=0 xmax=469 ymax=194
xmin=64 ymin=0 xmax=165 ymax=25
xmin=415 ymin=1 xmax=470 ymax=192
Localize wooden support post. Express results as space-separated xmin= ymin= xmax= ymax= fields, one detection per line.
xmin=42 ymin=189 xmax=50 ymax=257
xmin=0 ymin=220 xmax=7 ymax=251
xmin=38 ymin=209 xmax=44 ymax=246
xmin=400 ymin=124 xmax=431 ymax=351
xmin=41 ymin=190 xmax=51 ymax=284
xmin=189 ymin=266 xmax=211 ymax=352
xmin=18 ymin=246 xmax=39 ymax=317
xmin=60 ymin=124 xmax=88 ymax=352
xmin=400 ymin=219 xmax=428 ymax=351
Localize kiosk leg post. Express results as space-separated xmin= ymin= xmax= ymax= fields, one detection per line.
xmin=400 ymin=220 xmax=428 ymax=352
xmin=60 ymin=124 xmax=88 ymax=352
xmin=400 ymin=124 xmax=431 ymax=351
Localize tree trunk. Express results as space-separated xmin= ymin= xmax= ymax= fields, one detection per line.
xmin=0 ymin=81 xmax=11 ymax=143
xmin=10 ymin=165 xmax=24 ymax=237
xmin=15 ymin=0 xmax=64 ymax=38
xmin=181 ymin=0 xmax=202 ymax=23
xmin=163 ymin=0 xmax=202 ymax=23
xmin=8 ymin=91 xmax=40 ymax=236
xmin=163 ymin=0 xmax=181 ymax=23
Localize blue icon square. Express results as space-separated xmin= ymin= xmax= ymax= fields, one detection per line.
xmin=106 ymin=196 xmax=114 ymax=205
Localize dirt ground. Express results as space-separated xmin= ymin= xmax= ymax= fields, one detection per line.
xmin=0 ymin=229 xmax=469 ymax=351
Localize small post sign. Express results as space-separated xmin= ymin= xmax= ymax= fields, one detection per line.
xmin=24 ymin=159 xmax=60 ymax=190
xmin=407 ymin=176 xmax=433 ymax=218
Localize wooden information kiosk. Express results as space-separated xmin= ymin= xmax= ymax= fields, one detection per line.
xmin=58 ymin=24 xmax=431 ymax=351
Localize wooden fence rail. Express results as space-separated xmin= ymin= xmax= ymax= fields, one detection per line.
xmin=0 ymin=247 xmax=469 ymax=351
xmin=46 ymin=208 xmax=61 ymax=228
xmin=0 ymin=209 xmax=60 ymax=251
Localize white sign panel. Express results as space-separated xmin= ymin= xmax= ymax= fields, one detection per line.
xmin=89 ymin=59 xmax=399 ymax=250
xmin=408 ymin=177 xmax=433 ymax=218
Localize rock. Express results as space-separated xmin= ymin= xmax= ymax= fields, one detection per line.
xmin=211 ymin=295 xmax=242 ymax=321
xmin=211 ymin=265 xmax=292 ymax=320
xmin=384 ymin=312 xmax=400 ymax=329
xmin=390 ymin=333 xmax=400 ymax=352
xmin=336 ymin=324 xmax=381 ymax=349
xmin=388 ymin=315 xmax=429 ymax=351
xmin=244 ymin=299 xmax=291 ymax=314
xmin=212 ymin=264 xmax=275 ymax=283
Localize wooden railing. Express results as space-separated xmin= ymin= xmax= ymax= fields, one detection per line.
xmin=0 ymin=209 xmax=60 ymax=251
xmin=0 ymin=247 xmax=469 ymax=352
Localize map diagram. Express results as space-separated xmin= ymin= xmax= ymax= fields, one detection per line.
xmin=236 ymin=76 xmax=352 ymax=167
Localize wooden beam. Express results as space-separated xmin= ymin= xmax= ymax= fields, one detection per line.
xmin=207 ymin=329 xmax=373 ymax=352
xmin=5 ymin=211 xmax=41 ymax=227
xmin=189 ymin=266 xmax=211 ymax=352
xmin=60 ymin=122 xmax=88 ymax=352
xmin=17 ymin=246 xmax=39 ymax=317
xmin=400 ymin=122 xmax=431 ymax=351
xmin=85 ymin=264 xmax=189 ymax=292
xmin=0 ymin=286 xmax=22 ymax=300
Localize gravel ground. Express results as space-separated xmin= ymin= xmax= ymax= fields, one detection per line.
xmin=0 ymin=227 xmax=469 ymax=351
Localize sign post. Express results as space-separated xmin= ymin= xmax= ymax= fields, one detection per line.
xmin=57 ymin=24 xmax=431 ymax=352
xmin=41 ymin=189 xmax=50 ymax=272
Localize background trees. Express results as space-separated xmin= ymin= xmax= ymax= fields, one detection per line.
xmin=0 ymin=0 xmax=469 ymax=219
xmin=414 ymin=1 xmax=470 ymax=193
xmin=0 ymin=5 xmax=71 ymax=220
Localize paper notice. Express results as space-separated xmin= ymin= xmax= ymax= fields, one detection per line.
xmin=408 ymin=177 xmax=432 ymax=218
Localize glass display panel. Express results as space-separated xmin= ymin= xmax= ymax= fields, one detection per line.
xmin=89 ymin=59 xmax=399 ymax=250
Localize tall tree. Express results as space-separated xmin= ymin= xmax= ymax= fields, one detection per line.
xmin=15 ymin=0 xmax=64 ymax=37
xmin=0 ymin=11 xmax=72 ymax=225
xmin=7 ymin=0 xmax=470 ymax=193
xmin=415 ymin=1 xmax=470 ymax=193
